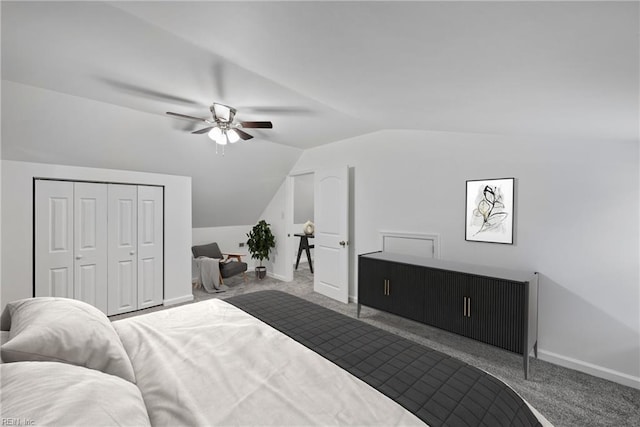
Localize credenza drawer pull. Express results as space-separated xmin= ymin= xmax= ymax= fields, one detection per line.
xmin=463 ymin=297 xmax=471 ymax=317
xmin=382 ymin=279 xmax=392 ymax=296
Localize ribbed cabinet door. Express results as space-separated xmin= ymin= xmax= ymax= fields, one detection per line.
xmin=424 ymin=269 xmax=467 ymax=335
xmin=385 ymin=263 xmax=425 ymax=322
xmin=137 ymin=186 xmax=163 ymax=309
xmin=35 ymin=180 xmax=74 ymax=298
xmin=358 ymin=257 xmax=390 ymax=311
xmin=468 ymin=277 xmax=525 ymax=353
xmin=107 ymin=184 xmax=138 ymax=316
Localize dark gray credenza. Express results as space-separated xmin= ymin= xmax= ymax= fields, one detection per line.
xmin=357 ymin=251 xmax=539 ymax=379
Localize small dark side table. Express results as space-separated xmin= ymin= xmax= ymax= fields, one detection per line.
xmin=294 ymin=233 xmax=314 ymax=273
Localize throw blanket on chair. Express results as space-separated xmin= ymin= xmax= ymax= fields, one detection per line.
xmin=194 ymin=257 xmax=228 ymax=293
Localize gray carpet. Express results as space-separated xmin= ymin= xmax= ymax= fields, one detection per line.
xmin=113 ymin=264 xmax=640 ymax=426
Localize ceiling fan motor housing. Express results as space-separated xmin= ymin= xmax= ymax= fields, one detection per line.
xmin=211 ymin=103 xmax=236 ymax=123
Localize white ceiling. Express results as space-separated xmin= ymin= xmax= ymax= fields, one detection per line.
xmin=2 ymin=1 xmax=638 ymax=226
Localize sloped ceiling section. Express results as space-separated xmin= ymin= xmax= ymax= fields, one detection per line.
xmin=116 ymin=1 xmax=639 ymax=142
xmin=1 ymin=2 xmax=638 ymax=228
xmin=2 ymin=81 xmax=301 ymax=227
xmin=0 ymin=1 xmax=375 ymax=228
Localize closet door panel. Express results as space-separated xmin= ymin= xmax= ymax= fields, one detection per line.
xmin=137 ymin=186 xmax=163 ymax=309
xmin=35 ymin=180 xmax=74 ymax=298
xmin=108 ymin=184 xmax=138 ymax=316
xmin=73 ymin=183 xmax=108 ymax=313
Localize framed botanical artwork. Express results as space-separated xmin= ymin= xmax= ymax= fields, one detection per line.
xmin=465 ymin=178 xmax=515 ymax=244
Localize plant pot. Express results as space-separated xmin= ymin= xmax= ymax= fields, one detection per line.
xmin=255 ymin=266 xmax=267 ymax=280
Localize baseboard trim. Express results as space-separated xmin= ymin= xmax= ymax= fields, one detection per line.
xmin=267 ymin=271 xmax=287 ymax=281
xmin=538 ymin=349 xmax=640 ymax=390
xmin=163 ymin=294 xmax=194 ymax=306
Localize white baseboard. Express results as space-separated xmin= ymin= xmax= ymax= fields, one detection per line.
xmin=538 ymin=349 xmax=640 ymax=390
xmin=267 ymin=271 xmax=288 ymax=281
xmin=163 ymin=294 xmax=194 ymax=306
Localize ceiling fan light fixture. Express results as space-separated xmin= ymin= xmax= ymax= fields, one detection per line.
xmin=227 ymin=129 xmax=240 ymax=144
xmin=208 ymin=126 xmax=227 ymax=145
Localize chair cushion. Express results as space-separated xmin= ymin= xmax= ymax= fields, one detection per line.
xmin=220 ymin=261 xmax=248 ymax=278
xmin=192 ymin=243 xmax=223 ymax=259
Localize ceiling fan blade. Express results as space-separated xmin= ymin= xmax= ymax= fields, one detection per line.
xmin=166 ymin=112 xmax=209 ymax=122
xmin=99 ymin=78 xmax=201 ymax=106
xmin=241 ymin=106 xmax=312 ymax=115
xmin=191 ymin=127 xmax=214 ymax=134
xmin=240 ymin=121 xmax=273 ymax=129
xmin=235 ymin=129 xmax=254 ymax=140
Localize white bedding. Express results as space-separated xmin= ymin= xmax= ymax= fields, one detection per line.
xmin=113 ymin=298 xmax=425 ymax=426
xmin=1 ymin=361 xmax=151 ymax=426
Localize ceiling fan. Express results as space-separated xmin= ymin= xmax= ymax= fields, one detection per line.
xmin=166 ymin=102 xmax=273 ymax=147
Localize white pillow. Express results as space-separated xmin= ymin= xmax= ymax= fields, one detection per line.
xmin=0 ymin=297 xmax=136 ymax=382
xmin=2 ymin=361 xmax=151 ymax=426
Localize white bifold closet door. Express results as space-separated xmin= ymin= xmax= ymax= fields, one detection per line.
xmin=74 ymin=183 xmax=108 ymax=312
xmin=35 ymin=180 xmax=163 ymax=316
xmin=107 ymin=184 xmax=138 ymax=315
xmin=107 ymin=184 xmax=163 ymax=315
xmin=35 ymin=181 xmax=108 ymax=313
xmin=136 ymin=185 xmax=164 ymax=310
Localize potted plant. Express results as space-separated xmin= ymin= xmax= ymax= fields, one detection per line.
xmin=246 ymin=220 xmax=276 ymax=279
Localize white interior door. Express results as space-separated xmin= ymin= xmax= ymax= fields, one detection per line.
xmin=314 ymin=166 xmax=349 ymax=303
xmin=35 ymin=180 xmax=74 ymax=298
xmin=73 ymin=183 xmax=108 ymax=313
xmin=108 ymin=184 xmax=138 ymax=315
xmin=137 ymin=185 xmax=163 ymax=309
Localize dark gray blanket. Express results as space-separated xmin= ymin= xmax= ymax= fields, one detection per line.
xmin=226 ymin=290 xmax=543 ymax=427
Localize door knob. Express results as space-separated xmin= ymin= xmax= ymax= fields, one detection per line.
xmin=339 ymin=241 xmax=347 ymax=247
xmin=130 ymin=251 xmax=136 ymax=255
xmin=75 ymin=255 xmax=82 ymax=260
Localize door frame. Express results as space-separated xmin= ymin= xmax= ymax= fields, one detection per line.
xmin=283 ymin=170 xmax=315 ymax=282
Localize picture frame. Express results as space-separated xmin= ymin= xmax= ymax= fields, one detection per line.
xmin=465 ymin=178 xmax=515 ymax=244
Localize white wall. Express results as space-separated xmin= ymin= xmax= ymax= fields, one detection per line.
xmin=258 ymin=179 xmax=289 ymax=281
xmin=1 ymin=160 xmax=194 ymax=311
xmin=293 ymin=173 xmax=314 ymax=224
xmin=263 ymin=129 xmax=639 ymax=389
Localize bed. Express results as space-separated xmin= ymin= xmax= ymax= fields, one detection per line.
xmin=0 ymin=291 xmax=551 ymax=426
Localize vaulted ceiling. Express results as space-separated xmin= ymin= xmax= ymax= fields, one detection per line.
xmin=2 ymin=1 xmax=638 ymax=227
